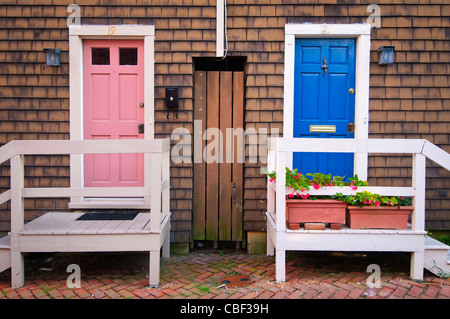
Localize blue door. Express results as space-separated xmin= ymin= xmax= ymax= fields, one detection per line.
xmin=293 ymin=38 xmax=356 ymax=179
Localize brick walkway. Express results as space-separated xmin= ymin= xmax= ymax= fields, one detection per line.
xmin=0 ymin=250 xmax=449 ymax=300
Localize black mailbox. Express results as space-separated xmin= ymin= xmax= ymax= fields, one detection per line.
xmin=165 ymin=87 xmax=178 ymax=108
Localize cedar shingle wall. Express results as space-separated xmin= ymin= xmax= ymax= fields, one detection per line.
xmin=365 ymin=4 xmax=449 ymax=230
xmin=0 ymin=1 xmax=448 ymax=239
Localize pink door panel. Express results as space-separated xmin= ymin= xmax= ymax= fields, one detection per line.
xmin=83 ymin=40 xmax=144 ymax=187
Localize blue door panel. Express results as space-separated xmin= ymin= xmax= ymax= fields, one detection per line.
xmin=301 ymin=46 xmax=321 ymax=63
xmin=328 ymin=74 xmax=349 ymax=120
xmin=329 ymin=46 xmax=349 ymax=64
xmin=293 ymin=38 xmax=356 ymax=179
xmin=301 ymin=73 xmax=320 ymax=120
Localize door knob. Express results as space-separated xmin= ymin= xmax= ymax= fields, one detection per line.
xmin=232 ymin=182 xmax=237 ymax=204
xmin=139 ymin=102 xmax=144 ymax=108
xmin=349 ymin=88 xmax=355 ymax=94
xmin=348 ymin=123 xmax=355 ymax=133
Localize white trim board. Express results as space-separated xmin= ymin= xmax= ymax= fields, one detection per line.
xmin=283 ymin=23 xmax=371 ymax=180
xmin=68 ymin=25 xmax=155 ymax=207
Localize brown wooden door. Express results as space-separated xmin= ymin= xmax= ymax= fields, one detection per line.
xmin=193 ymin=71 xmax=244 ymax=243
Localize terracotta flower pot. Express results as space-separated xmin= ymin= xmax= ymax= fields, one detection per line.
xmin=346 ymin=206 xmax=413 ymax=230
xmin=285 ymin=199 xmax=347 ymax=229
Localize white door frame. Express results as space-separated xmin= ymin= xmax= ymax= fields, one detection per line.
xmin=68 ymin=25 xmax=155 ymax=207
xmin=283 ymin=23 xmax=371 ymax=180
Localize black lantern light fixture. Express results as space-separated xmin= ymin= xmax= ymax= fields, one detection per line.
xmin=377 ymin=46 xmax=395 ymax=65
xmin=43 ymin=48 xmax=61 ymax=66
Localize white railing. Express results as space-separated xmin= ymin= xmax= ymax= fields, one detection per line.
xmin=0 ymin=139 xmax=171 ymax=234
xmin=267 ymin=138 xmax=450 ymax=233
xmin=267 ymin=137 xmax=450 ymax=282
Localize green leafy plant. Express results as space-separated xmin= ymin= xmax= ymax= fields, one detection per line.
xmin=334 ymin=191 xmax=412 ymax=208
xmin=430 ymin=260 xmax=450 ymax=279
xmin=265 ymin=168 xmax=368 ymax=199
xmin=441 ymin=235 xmax=450 ymax=246
xmin=197 ymin=285 xmax=211 ymax=294
xmin=265 ymin=168 xmax=411 ymax=207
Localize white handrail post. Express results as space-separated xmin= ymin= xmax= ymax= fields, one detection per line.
xmin=150 ymin=152 xmax=162 ymax=231
xmin=274 ymin=147 xmax=287 ymax=282
xmin=275 ymin=149 xmax=286 ymax=232
xmin=266 ymin=146 xmax=276 ymax=256
xmin=411 ymin=152 xmax=426 ymax=281
xmin=161 ymin=149 xmax=170 ymax=216
xmin=412 ymin=153 xmax=426 ymax=232
xmin=144 ymin=153 xmax=152 ymax=205
xmin=267 ymin=149 xmax=275 ymax=215
xmin=161 ymin=148 xmax=171 ymax=259
xmin=10 ymin=154 xmax=25 ymax=288
xmin=70 ymin=153 xmax=82 ymax=204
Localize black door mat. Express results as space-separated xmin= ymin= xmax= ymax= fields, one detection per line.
xmin=76 ymin=211 xmax=139 ymax=221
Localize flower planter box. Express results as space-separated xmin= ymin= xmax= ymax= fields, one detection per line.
xmin=346 ymin=206 xmax=413 ymax=230
xmin=286 ymin=199 xmax=347 ymax=229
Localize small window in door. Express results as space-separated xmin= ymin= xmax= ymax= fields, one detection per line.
xmin=91 ymin=48 xmax=110 ymax=65
xmin=119 ymin=48 xmax=138 ymax=65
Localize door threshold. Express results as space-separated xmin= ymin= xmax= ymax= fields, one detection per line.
xmin=69 ymin=198 xmax=151 ymax=210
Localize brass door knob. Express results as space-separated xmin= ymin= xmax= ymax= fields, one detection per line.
xmin=349 ymin=88 xmax=355 ymax=94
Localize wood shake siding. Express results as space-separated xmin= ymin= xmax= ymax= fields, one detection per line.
xmin=0 ymin=1 xmax=448 ymax=241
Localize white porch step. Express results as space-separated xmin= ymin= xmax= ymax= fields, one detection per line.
xmin=424 ymin=235 xmax=450 ymax=278
xmin=0 ymin=234 xmax=11 ymax=274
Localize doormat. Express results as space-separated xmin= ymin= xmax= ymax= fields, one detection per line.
xmin=219 ymin=275 xmax=251 ymax=288
xmin=76 ymin=211 xmax=139 ymax=221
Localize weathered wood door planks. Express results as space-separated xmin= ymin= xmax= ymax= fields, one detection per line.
xmin=193 ymin=71 xmax=244 ymax=243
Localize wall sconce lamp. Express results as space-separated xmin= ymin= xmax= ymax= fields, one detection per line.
xmin=378 ymin=46 xmax=395 ymax=65
xmin=43 ymin=48 xmax=61 ymax=66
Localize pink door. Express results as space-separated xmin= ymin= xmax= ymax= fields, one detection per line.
xmin=83 ymin=40 xmax=144 ymax=187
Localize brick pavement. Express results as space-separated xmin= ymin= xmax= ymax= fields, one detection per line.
xmin=0 ymin=250 xmax=449 ymax=300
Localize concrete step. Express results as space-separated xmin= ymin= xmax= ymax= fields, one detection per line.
xmin=424 ymin=235 xmax=450 ymax=278
xmin=0 ymin=234 xmax=11 ymax=274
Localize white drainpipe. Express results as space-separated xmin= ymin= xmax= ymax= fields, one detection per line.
xmin=216 ymin=0 xmax=226 ymax=57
